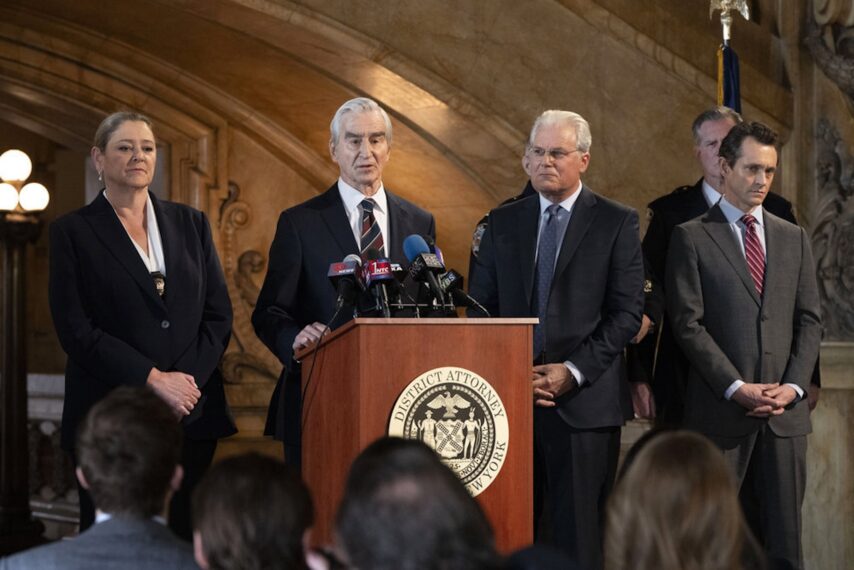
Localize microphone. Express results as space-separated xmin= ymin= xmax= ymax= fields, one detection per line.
xmin=327 ymin=254 xmax=363 ymax=310
xmin=423 ymin=235 xmax=445 ymax=265
xmin=439 ymin=269 xmax=491 ymax=317
xmin=361 ymin=249 xmax=396 ymax=318
xmin=403 ymin=234 xmax=448 ymax=307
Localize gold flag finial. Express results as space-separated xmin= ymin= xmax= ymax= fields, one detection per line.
xmin=710 ymin=0 xmax=750 ymax=45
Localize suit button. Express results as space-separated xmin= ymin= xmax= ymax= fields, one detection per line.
xmin=161 ymin=320 xmax=170 ymax=329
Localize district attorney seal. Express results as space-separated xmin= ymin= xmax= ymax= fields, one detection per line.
xmin=388 ymin=366 xmax=509 ymax=496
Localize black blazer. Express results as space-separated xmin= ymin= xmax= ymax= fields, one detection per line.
xmin=252 ymin=184 xmax=436 ymax=442
xmin=49 ymin=191 xmax=236 ymax=451
xmin=468 ymin=187 xmax=644 ymax=429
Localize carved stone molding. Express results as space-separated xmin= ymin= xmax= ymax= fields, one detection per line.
xmin=812 ymin=119 xmax=854 ymax=340
xmin=806 ymin=0 xmax=854 ymax=101
xmin=219 ymin=181 xmax=280 ymax=384
xmin=0 ymin=16 xmax=225 ymax=213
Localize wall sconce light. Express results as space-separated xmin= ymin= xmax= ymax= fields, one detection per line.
xmin=0 ymin=150 xmax=50 ymax=213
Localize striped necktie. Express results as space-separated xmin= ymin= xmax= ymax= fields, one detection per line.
xmin=741 ymin=213 xmax=765 ymax=296
xmin=360 ymin=198 xmax=384 ymax=255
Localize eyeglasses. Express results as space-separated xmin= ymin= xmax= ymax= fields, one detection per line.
xmin=527 ymin=147 xmax=581 ymax=161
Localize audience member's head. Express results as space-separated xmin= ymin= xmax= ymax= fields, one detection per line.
xmin=75 ymin=386 xmax=183 ymax=518
xmin=192 ymin=452 xmax=314 ymax=570
xmin=615 ymin=426 xmax=670 ymax=482
xmin=334 ymin=437 xmax=502 ymax=570
xmin=605 ymin=431 xmax=764 ymax=570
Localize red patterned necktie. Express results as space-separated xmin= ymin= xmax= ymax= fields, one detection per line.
xmin=360 ymin=198 xmax=384 ymax=255
xmin=741 ymin=214 xmax=765 ymax=296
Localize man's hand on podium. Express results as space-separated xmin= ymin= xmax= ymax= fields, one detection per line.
xmin=293 ymin=322 xmax=328 ymax=351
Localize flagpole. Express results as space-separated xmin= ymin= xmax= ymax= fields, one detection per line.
xmin=711 ymin=0 xmax=750 ymax=111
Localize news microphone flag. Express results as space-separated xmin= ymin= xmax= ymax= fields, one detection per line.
xmin=717 ymin=43 xmax=741 ymax=113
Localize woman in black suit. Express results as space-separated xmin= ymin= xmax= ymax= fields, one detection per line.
xmin=48 ymin=111 xmax=236 ymax=540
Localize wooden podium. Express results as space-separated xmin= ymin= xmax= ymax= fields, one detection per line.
xmin=297 ymin=317 xmax=535 ymax=553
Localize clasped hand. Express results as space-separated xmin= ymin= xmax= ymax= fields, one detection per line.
xmin=532 ymin=364 xmax=577 ymax=407
xmin=146 ymin=368 xmax=200 ymax=419
xmin=732 ymin=382 xmax=797 ymax=418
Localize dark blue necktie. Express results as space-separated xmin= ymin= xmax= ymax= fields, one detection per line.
xmin=533 ymin=204 xmax=562 ymax=357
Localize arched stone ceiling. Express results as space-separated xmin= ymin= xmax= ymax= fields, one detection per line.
xmin=0 ymin=0 xmax=527 ymax=276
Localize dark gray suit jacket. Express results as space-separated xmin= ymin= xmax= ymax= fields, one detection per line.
xmin=665 ymin=205 xmax=821 ymax=438
xmin=0 ymin=517 xmax=197 ymax=570
xmin=468 ymin=188 xmax=644 ymax=428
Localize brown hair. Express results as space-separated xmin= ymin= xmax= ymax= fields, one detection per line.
xmin=76 ymin=386 xmax=181 ymax=517
xmin=719 ymin=121 xmax=779 ymax=168
xmin=93 ymin=111 xmax=155 ymax=151
xmin=605 ymin=431 xmax=764 ymax=570
xmin=193 ymin=453 xmax=313 ymax=570
xmin=335 ymin=437 xmax=502 ymax=570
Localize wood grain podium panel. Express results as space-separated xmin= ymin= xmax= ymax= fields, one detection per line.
xmin=298 ymin=318 xmax=535 ymax=553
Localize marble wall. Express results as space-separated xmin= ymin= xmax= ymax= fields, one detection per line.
xmin=802 ymin=343 xmax=854 ymax=569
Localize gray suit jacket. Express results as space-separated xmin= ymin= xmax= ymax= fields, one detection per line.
xmin=0 ymin=517 xmax=197 ymax=570
xmin=665 ymin=205 xmax=821 ymax=438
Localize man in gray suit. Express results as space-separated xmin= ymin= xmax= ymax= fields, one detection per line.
xmin=0 ymin=387 xmax=196 ymax=570
xmin=666 ymin=121 xmax=821 ymax=570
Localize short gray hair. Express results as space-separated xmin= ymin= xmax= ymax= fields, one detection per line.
xmin=691 ymin=106 xmax=743 ymax=145
xmin=527 ymin=110 xmax=592 ymax=153
xmin=329 ymin=97 xmax=393 ymax=147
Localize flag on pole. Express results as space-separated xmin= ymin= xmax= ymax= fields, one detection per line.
xmin=716 ymin=43 xmax=741 ymax=112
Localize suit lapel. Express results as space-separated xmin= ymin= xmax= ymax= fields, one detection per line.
xmin=318 ymin=184 xmax=359 ymax=257
xmin=517 ymin=196 xmax=539 ymax=307
xmin=386 ymin=191 xmax=412 ymax=265
xmin=82 ymin=192 xmax=165 ymax=308
xmin=701 ymin=205 xmax=761 ymax=306
xmin=151 ymin=195 xmax=183 ymax=312
xmin=762 ymin=208 xmax=785 ymax=300
xmin=553 ymin=186 xmax=596 ymax=282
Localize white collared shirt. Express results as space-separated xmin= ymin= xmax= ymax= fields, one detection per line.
xmin=104 ymin=190 xmax=166 ymax=276
xmin=701 ymin=178 xmax=723 ymax=208
xmin=718 ymin=197 xmax=767 ymax=259
xmin=95 ymin=511 xmax=167 ymax=526
xmin=337 ymin=178 xmax=389 ymax=258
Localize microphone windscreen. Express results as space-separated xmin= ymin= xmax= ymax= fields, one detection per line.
xmin=423 ymin=235 xmax=445 ymax=264
xmin=403 ymin=234 xmax=430 ymax=262
xmin=363 ymin=248 xmax=381 ymax=262
xmin=344 ymin=253 xmax=362 ymax=264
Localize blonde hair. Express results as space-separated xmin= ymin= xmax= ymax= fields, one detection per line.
xmin=93 ymin=111 xmax=155 ymax=151
xmin=605 ymin=431 xmax=764 ymax=570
